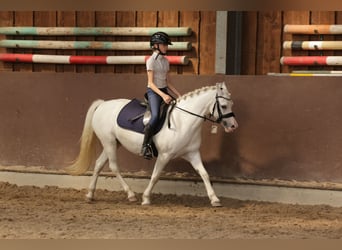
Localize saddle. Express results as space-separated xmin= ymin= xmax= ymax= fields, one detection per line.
xmin=117 ymin=98 xmax=169 ymax=135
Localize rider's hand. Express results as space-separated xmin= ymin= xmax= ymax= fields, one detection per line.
xmin=163 ymin=94 xmax=172 ymax=104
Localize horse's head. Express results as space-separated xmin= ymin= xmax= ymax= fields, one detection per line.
xmin=212 ymin=82 xmax=238 ymax=133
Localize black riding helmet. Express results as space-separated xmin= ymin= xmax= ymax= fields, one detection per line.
xmin=150 ymin=32 xmax=172 ymax=48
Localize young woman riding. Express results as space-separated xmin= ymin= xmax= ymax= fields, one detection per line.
xmin=140 ymin=32 xmax=182 ymax=160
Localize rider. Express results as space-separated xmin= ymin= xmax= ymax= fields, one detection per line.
xmin=140 ymin=31 xmax=182 ymax=160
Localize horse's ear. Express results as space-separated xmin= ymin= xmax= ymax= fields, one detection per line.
xmin=216 ymin=82 xmax=226 ymax=90
xmin=216 ymin=82 xmax=223 ymax=89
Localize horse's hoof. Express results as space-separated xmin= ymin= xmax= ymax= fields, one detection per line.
xmin=211 ymin=201 xmax=222 ymax=207
xmin=85 ymin=196 xmax=93 ymax=203
xmin=128 ymin=196 xmax=138 ymax=202
xmin=141 ymin=199 xmax=151 ymax=206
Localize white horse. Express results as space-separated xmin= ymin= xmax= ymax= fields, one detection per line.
xmin=66 ymin=82 xmax=238 ymax=207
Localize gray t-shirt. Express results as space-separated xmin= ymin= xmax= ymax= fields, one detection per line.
xmin=146 ymin=51 xmax=169 ymax=89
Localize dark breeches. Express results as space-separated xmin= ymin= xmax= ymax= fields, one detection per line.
xmin=146 ymin=87 xmax=168 ymax=130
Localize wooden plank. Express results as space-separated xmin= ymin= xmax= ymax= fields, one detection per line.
xmin=94 ymin=11 xmax=116 ymax=73
xmin=335 ymin=12 xmax=342 ymax=71
xmin=157 ymin=11 xmax=180 ymax=74
xmin=199 ymin=11 xmax=216 ymax=75
xmin=32 ymin=11 xmax=56 ymax=72
xmin=115 ymin=11 xmax=136 ymax=74
xmin=256 ymin=11 xmax=282 ymax=75
xmin=95 ymin=11 xmax=116 ymax=70
xmin=282 ymin=11 xmax=311 ymax=73
xmin=310 ymin=11 xmax=336 ymax=71
xmin=241 ymin=11 xmax=257 ymax=75
xmin=76 ymin=11 xmax=95 ymax=73
xmin=56 ymin=11 xmax=76 ymax=73
xmin=135 ymin=11 xmax=157 ymax=74
xmin=13 ymin=11 xmax=33 ymax=72
xmin=180 ymin=11 xmax=199 ymax=75
xmin=0 ymin=11 xmax=13 ymax=72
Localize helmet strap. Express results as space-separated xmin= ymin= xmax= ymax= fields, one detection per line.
xmin=153 ymin=44 xmax=166 ymax=59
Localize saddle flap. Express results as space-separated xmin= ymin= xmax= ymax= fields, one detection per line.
xmin=117 ymin=98 xmax=168 ymax=135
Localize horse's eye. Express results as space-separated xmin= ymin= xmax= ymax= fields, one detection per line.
xmin=221 ymin=105 xmax=227 ymax=109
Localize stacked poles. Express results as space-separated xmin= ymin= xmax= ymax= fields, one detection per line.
xmin=0 ymin=53 xmax=189 ymax=65
xmin=0 ymin=26 xmax=192 ymax=65
xmin=281 ymin=25 xmax=342 ymax=67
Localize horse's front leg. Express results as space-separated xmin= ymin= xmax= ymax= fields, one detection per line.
xmin=182 ymin=151 xmax=221 ymax=207
xmin=142 ymin=156 xmax=169 ymax=205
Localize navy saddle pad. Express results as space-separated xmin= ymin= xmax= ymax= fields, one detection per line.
xmin=117 ymin=98 xmax=166 ymax=134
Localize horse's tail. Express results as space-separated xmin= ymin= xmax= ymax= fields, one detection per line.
xmin=65 ymin=99 xmax=104 ymax=176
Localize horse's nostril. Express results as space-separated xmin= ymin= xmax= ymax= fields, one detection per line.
xmin=231 ymin=125 xmax=235 ymax=128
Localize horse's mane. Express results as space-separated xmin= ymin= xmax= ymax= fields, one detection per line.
xmin=177 ymin=85 xmax=216 ymax=101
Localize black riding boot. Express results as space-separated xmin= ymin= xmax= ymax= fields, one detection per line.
xmin=140 ymin=125 xmax=154 ymax=160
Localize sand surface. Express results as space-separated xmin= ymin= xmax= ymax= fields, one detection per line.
xmin=0 ymin=181 xmax=341 ymax=239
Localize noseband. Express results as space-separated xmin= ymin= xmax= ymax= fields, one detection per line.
xmin=168 ymin=94 xmax=235 ymax=128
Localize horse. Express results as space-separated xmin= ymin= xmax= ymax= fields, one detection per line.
xmin=66 ymin=82 xmax=238 ymax=207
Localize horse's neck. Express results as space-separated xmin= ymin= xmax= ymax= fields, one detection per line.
xmin=176 ymin=87 xmax=216 ymax=120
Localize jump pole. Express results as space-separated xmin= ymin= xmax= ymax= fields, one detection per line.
xmin=283 ymin=25 xmax=342 ymax=34
xmin=0 ymin=53 xmax=189 ymax=65
xmin=283 ymin=41 xmax=342 ymax=50
xmin=0 ymin=40 xmax=192 ymax=51
xmin=292 ymin=70 xmax=342 ymax=74
xmin=268 ymin=72 xmax=342 ymax=77
xmin=0 ymin=27 xmax=192 ymax=36
xmin=280 ymin=56 xmax=342 ymax=66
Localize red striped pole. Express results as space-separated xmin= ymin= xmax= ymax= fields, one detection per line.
xmin=0 ymin=53 xmax=33 ymax=62
xmin=280 ymin=56 xmax=342 ymax=66
xmin=0 ymin=53 xmax=189 ymax=65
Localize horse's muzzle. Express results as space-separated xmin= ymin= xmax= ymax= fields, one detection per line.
xmin=223 ymin=120 xmax=238 ymax=133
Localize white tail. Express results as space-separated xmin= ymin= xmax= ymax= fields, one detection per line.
xmin=65 ymin=99 xmax=104 ymax=175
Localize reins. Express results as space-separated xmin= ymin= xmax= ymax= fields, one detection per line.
xmin=167 ymin=94 xmax=235 ymax=129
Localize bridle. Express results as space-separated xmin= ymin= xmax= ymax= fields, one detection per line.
xmin=211 ymin=95 xmax=235 ymax=123
xmin=168 ymin=94 xmax=235 ymax=128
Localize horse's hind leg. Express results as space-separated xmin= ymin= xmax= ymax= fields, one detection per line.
xmin=86 ymin=150 xmax=108 ymax=202
xmin=103 ymin=141 xmax=137 ymax=202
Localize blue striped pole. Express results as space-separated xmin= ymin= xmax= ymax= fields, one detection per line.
xmin=0 ymin=27 xmax=192 ymax=36
xmin=0 ymin=40 xmax=192 ymax=51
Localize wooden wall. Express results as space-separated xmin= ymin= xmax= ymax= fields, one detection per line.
xmin=0 ymin=11 xmax=215 ymax=74
xmin=1 ymin=11 xmax=342 ymax=75
xmin=2 ymin=73 xmax=342 ymax=185
xmin=241 ymin=11 xmax=342 ymax=74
